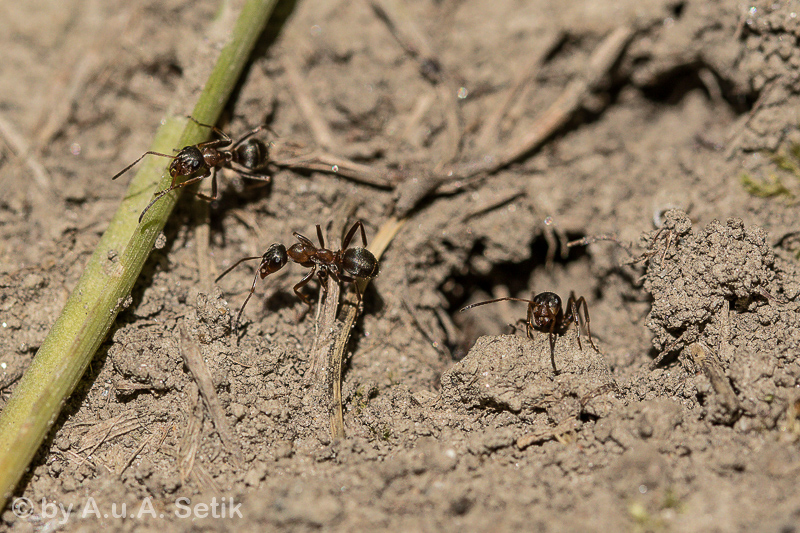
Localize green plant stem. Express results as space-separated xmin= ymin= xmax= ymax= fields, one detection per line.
xmin=0 ymin=0 xmax=279 ymax=507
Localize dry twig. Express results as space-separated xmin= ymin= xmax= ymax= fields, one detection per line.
xmin=117 ymin=427 xmax=164 ymax=477
xmin=450 ymin=26 xmax=633 ymax=178
xmin=272 ymin=148 xmax=396 ymax=189
xmin=0 ymin=112 xmax=53 ymax=192
xmin=392 ymin=26 xmax=634 ymax=216
xmin=476 ymin=31 xmax=564 ymax=150
xmin=369 ymin=0 xmax=462 ymax=167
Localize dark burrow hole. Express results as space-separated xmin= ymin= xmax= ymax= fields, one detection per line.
xmin=638 ymin=62 xmax=757 ymax=113
xmin=439 ymin=231 xmax=589 ymax=359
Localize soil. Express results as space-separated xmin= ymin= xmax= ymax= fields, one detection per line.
xmin=2 ymin=0 xmax=800 ymax=531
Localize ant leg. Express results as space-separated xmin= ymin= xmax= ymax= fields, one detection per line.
xmin=316 ymin=225 xmax=326 ymax=248
xmin=342 ymin=220 xmax=368 ymax=249
xmin=196 ymin=138 xmax=232 ymax=150
xmin=548 ymin=322 xmax=558 ymax=374
xmin=186 ymin=116 xmax=232 ymax=147
xmin=316 ymin=268 xmax=333 ymax=294
xmin=231 ymin=123 xmax=277 ymax=149
xmin=574 ymin=295 xmax=599 ymax=352
xmin=525 ymin=304 xmax=534 ymax=339
xmin=232 ymin=266 xmax=264 ymax=333
xmin=111 ymin=151 xmax=175 ymax=181
xmin=138 ymin=170 xmax=211 ymax=223
xmin=347 ymin=274 xmax=364 ymax=304
xmin=231 ymin=127 xmax=263 ymax=148
xmin=335 ymin=273 xmax=362 ymax=306
xmin=194 ymin=167 xmax=219 ymax=202
xmin=292 ymin=266 xmax=316 ymax=309
xmin=185 ymin=168 xmax=221 ymax=203
xmin=293 ymin=232 xmax=315 ymax=248
xmin=317 ymin=269 xmax=349 ymax=315
xmin=566 ymin=293 xmax=583 ymax=351
xmin=187 ymin=116 xmax=219 ymax=131
xmin=231 ymin=165 xmax=272 ymax=181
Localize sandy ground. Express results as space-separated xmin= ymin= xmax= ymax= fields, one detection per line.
xmin=2 ymin=0 xmax=800 ymax=530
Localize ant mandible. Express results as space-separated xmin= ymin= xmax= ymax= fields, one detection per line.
xmin=460 ymin=291 xmax=598 ymax=372
xmin=111 ymin=116 xmax=273 ymax=222
xmin=216 ymin=220 xmax=380 ymax=332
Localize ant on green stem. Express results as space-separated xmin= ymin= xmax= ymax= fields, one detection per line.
xmin=111 ymin=117 xmax=273 ymax=222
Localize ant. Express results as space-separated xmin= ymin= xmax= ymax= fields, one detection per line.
xmin=460 ymin=291 xmax=598 ymax=372
xmin=216 ymin=220 xmax=380 ymax=331
xmin=111 ymin=116 xmax=273 ymax=222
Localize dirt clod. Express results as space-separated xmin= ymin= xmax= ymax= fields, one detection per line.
xmin=644 ymin=210 xmax=776 ymax=353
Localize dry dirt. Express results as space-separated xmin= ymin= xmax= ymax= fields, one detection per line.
xmin=2 ymin=0 xmax=800 ymax=531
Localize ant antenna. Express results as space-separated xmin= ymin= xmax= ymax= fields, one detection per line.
xmin=215 ymin=256 xmax=262 ymax=333
xmin=460 ymin=297 xmax=536 ymax=312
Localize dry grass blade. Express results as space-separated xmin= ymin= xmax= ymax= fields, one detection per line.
xmin=179 ymin=323 xmax=244 ymax=467
xmin=272 ymin=149 xmax=396 ymax=189
xmin=284 ymin=55 xmax=337 ymax=152
xmin=179 ymin=384 xmax=203 ymax=484
xmin=78 ymin=410 xmax=142 ymax=452
xmin=327 ymin=217 xmax=406 ymax=439
xmin=116 ymin=428 xmax=161 ymax=477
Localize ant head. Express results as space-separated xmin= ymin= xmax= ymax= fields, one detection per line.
xmin=341 ymin=247 xmax=379 ymax=280
xmin=169 ymin=145 xmax=205 ymax=177
xmin=259 ymin=244 xmax=288 ymax=278
xmin=530 ymin=292 xmax=562 ymax=328
xmin=236 ymin=139 xmax=270 ymax=171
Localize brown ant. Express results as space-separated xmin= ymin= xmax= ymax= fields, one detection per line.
xmin=111 ymin=117 xmax=273 ymax=222
xmin=461 ymin=291 xmax=598 ymax=372
xmin=216 ymin=221 xmax=380 ymax=331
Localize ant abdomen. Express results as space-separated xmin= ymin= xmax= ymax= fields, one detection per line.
xmin=235 ymin=139 xmax=270 ymax=171
xmin=342 ymin=248 xmax=379 ymax=280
